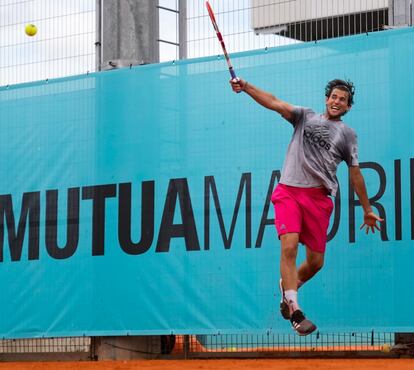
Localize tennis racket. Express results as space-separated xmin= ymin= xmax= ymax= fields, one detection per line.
xmin=206 ymin=1 xmax=238 ymax=81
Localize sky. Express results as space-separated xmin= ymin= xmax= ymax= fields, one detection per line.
xmin=0 ymin=0 xmax=301 ymax=86
xmin=0 ymin=0 xmax=95 ymax=85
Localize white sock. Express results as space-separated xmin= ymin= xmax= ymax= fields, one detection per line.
xmin=285 ymin=289 xmax=300 ymax=314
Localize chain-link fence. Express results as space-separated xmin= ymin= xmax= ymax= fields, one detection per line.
xmin=0 ymin=0 xmax=96 ymax=86
xmin=2 ymin=1 xmax=413 ymax=85
xmin=0 ymin=332 xmax=403 ymax=360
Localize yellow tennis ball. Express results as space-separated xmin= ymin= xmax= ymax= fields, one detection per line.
xmin=381 ymin=344 xmax=391 ymax=353
xmin=25 ymin=24 xmax=37 ymax=36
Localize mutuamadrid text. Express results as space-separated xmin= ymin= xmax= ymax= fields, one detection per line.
xmin=0 ymin=160 xmax=410 ymax=262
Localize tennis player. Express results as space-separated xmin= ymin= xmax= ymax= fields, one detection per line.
xmin=230 ymin=78 xmax=383 ymax=336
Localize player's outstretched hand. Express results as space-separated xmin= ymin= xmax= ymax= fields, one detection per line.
xmin=230 ymin=78 xmax=246 ymax=93
xmin=360 ymin=211 xmax=384 ymax=234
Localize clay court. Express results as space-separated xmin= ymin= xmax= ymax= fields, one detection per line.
xmin=0 ymin=359 xmax=414 ymax=370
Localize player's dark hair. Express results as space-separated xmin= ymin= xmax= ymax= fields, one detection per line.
xmin=325 ymin=79 xmax=355 ymax=106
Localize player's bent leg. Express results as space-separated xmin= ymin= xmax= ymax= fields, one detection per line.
xmin=297 ymin=246 xmax=325 ymax=284
xmin=280 ymin=239 xmax=319 ymax=335
xmin=279 ymin=233 xmax=299 ymax=320
xmin=288 ymin=247 xmax=322 ymax=335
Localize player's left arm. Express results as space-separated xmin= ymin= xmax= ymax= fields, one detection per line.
xmin=349 ymin=166 xmax=384 ymax=234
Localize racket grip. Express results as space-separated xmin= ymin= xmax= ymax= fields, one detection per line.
xmin=229 ymin=68 xmax=237 ymax=80
xmin=229 ymin=68 xmax=241 ymax=93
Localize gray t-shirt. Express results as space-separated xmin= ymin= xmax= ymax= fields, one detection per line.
xmin=279 ymin=106 xmax=359 ymax=196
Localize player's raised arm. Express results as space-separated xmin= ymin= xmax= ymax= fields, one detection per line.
xmin=230 ymin=78 xmax=294 ymax=121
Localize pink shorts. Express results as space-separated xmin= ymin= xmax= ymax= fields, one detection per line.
xmin=271 ymin=183 xmax=334 ymax=253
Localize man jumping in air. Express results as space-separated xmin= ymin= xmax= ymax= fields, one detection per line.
xmin=230 ymin=78 xmax=383 ymax=336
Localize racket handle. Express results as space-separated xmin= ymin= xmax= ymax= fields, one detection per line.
xmin=229 ymin=68 xmax=241 ymax=93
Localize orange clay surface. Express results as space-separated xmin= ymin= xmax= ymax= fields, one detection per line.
xmin=0 ymin=359 xmax=413 ymax=370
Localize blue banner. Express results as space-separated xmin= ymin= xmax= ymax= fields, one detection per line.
xmin=0 ymin=28 xmax=413 ymax=338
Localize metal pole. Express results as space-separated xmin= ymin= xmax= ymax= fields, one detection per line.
xmin=101 ymin=0 xmax=159 ymax=70
xmin=183 ymin=335 xmax=190 ymax=359
xmin=95 ymin=0 xmax=102 ymax=71
xmin=389 ymin=0 xmax=411 ymax=26
xmin=179 ymin=0 xmax=187 ymax=60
